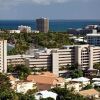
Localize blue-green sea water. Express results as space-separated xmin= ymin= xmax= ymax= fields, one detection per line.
xmin=0 ymin=20 xmax=100 ymax=32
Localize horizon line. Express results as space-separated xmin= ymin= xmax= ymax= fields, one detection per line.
xmin=0 ymin=19 xmax=100 ymax=21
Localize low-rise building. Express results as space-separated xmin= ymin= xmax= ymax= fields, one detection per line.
xmin=27 ymin=72 xmax=65 ymax=91
xmin=65 ymin=77 xmax=90 ymax=92
xmin=8 ymin=75 xmax=37 ymax=94
xmin=18 ymin=25 xmax=32 ymax=33
xmin=92 ymin=78 xmax=100 ymax=82
xmin=9 ymin=30 xmax=20 ymax=33
xmin=93 ymin=82 xmax=100 ymax=87
xmin=92 ymin=78 xmax=100 ymax=87
xmin=32 ymin=30 xmax=39 ymax=33
xmin=66 ymin=82 xmax=80 ymax=92
xmin=79 ymin=89 xmax=100 ymax=99
xmin=85 ymin=25 xmax=98 ymax=29
xmin=15 ymin=81 xmax=37 ymax=94
xmin=71 ymin=77 xmax=90 ymax=90
xmin=0 ymin=30 xmax=5 ymax=33
xmin=35 ymin=90 xmax=57 ymax=100
xmin=8 ymin=75 xmax=19 ymax=89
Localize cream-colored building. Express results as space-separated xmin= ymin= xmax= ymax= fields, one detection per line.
xmin=15 ymin=81 xmax=37 ymax=94
xmin=8 ymin=75 xmax=37 ymax=94
xmin=7 ymin=45 xmax=100 ymax=76
xmin=66 ymin=82 xmax=80 ymax=92
xmin=65 ymin=77 xmax=90 ymax=92
xmin=7 ymin=55 xmax=34 ymax=66
xmin=0 ymin=40 xmax=7 ymax=73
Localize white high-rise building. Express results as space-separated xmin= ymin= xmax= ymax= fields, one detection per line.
xmin=0 ymin=40 xmax=7 ymax=73
xmin=18 ymin=25 xmax=32 ymax=33
xmin=87 ymin=30 xmax=100 ymax=46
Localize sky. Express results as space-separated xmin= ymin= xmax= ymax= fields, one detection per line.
xmin=0 ymin=0 xmax=100 ymax=20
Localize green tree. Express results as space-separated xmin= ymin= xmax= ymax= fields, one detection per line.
xmin=71 ymin=69 xmax=83 ymax=78
xmin=0 ymin=73 xmax=36 ymax=100
xmin=16 ymin=93 xmax=35 ymax=100
xmin=7 ymin=64 xmax=14 ymax=73
xmin=26 ymin=88 xmax=38 ymax=95
xmin=2 ymin=32 xmax=75 ymax=55
xmin=83 ymin=84 xmax=93 ymax=90
xmin=68 ymin=63 xmax=79 ymax=70
xmin=93 ymin=62 xmax=100 ymax=70
xmin=15 ymin=64 xmax=31 ymax=80
xmin=51 ymin=87 xmax=87 ymax=100
xmin=32 ymin=66 xmax=37 ymax=75
xmin=0 ymin=73 xmax=18 ymax=100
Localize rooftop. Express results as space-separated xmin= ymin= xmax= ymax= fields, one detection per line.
xmin=27 ymin=72 xmax=64 ymax=85
xmin=8 ymin=75 xmax=19 ymax=81
xmin=7 ymin=54 xmax=34 ymax=59
xmin=79 ymin=89 xmax=99 ymax=97
xmin=87 ymin=34 xmax=100 ymax=36
xmin=35 ymin=90 xmax=57 ymax=100
xmin=92 ymin=78 xmax=100 ymax=81
xmin=72 ymin=77 xmax=90 ymax=82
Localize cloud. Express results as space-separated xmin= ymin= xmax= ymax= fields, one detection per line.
xmin=0 ymin=0 xmax=92 ymax=7
xmin=31 ymin=0 xmax=91 ymax=4
xmin=0 ymin=0 xmax=67 ymax=5
xmin=31 ymin=0 xmax=67 ymax=5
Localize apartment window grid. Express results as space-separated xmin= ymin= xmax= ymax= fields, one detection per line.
xmin=81 ymin=48 xmax=89 ymax=67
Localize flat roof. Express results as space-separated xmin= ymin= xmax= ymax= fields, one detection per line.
xmin=87 ymin=34 xmax=100 ymax=36
xmin=7 ymin=55 xmax=34 ymax=59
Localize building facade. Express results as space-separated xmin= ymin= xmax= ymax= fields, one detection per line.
xmin=87 ymin=30 xmax=100 ymax=46
xmin=7 ymin=45 xmax=100 ymax=76
xmin=36 ymin=18 xmax=49 ymax=33
xmin=18 ymin=25 xmax=32 ymax=33
xmin=0 ymin=40 xmax=7 ymax=73
xmin=7 ymin=55 xmax=34 ymax=66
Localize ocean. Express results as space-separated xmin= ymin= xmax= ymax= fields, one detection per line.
xmin=0 ymin=20 xmax=100 ymax=32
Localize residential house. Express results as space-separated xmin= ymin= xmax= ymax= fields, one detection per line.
xmin=27 ymin=72 xmax=65 ymax=91
xmin=79 ymin=89 xmax=100 ymax=99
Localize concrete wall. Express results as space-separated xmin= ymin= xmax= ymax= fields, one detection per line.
xmin=52 ymin=51 xmax=59 ymax=76
xmin=0 ymin=40 xmax=7 ymax=73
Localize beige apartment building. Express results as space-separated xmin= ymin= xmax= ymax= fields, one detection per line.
xmin=0 ymin=40 xmax=7 ymax=73
xmin=7 ymin=45 xmax=100 ymax=76
xmin=7 ymin=55 xmax=34 ymax=66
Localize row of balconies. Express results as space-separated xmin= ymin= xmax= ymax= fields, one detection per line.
xmin=29 ymin=64 xmax=51 ymax=67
